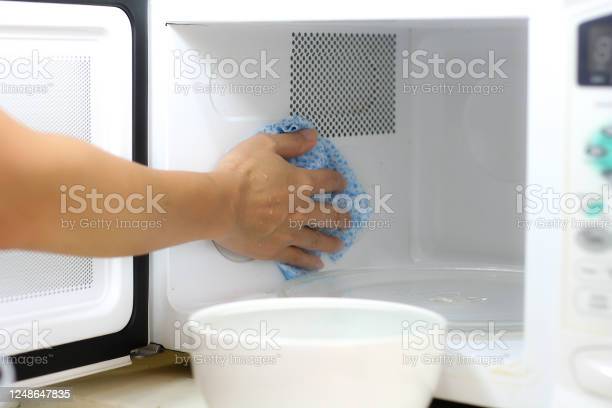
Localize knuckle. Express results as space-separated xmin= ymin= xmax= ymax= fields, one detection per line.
xmin=257 ymin=133 xmax=276 ymax=148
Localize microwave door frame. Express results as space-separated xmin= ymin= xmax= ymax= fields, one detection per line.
xmin=6 ymin=0 xmax=150 ymax=382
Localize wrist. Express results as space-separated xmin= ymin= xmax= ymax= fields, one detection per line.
xmin=206 ymin=171 xmax=240 ymax=241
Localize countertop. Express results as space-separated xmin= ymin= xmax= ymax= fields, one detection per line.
xmin=19 ymin=351 xmax=478 ymax=408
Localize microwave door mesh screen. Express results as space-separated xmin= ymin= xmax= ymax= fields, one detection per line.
xmin=0 ymin=56 xmax=94 ymax=302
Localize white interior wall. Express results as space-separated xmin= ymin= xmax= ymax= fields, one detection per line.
xmin=154 ymin=20 xmax=527 ymax=312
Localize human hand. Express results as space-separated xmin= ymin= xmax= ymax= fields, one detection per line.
xmin=212 ymin=129 xmax=349 ymax=270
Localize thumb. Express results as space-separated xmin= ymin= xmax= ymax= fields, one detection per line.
xmin=270 ymin=128 xmax=318 ymax=158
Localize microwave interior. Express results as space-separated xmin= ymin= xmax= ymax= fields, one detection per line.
xmin=150 ymin=18 xmax=528 ymax=346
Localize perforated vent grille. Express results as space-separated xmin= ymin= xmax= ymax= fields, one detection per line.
xmin=0 ymin=56 xmax=92 ymax=142
xmin=290 ymin=32 xmax=396 ymax=138
xmin=0 ymin=252 xmax=93 ymax=303
xmin=0 ymin=56 xmax=94 ymax=303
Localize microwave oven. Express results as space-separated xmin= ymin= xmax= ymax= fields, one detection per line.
xmin=0 ymin=0 xmax=610 ymax=407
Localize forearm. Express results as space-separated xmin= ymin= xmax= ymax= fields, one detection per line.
xmin=0 ymin=113 xmax=235 ymax=256
xmin=0 ymin=109 xmax=347 ymax=269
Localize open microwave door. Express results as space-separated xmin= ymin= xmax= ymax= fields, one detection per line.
xmin=0 ymin=0 xmax=148 ymax=385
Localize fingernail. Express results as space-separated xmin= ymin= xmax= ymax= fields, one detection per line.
xmin=302 ymin=129 xmax=317 ymax=142
xmin=315 ymin=258 xmax=324 ymax=268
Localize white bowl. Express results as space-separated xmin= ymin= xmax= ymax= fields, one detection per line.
xmin=188 ymin=297 xmax=447 ymax=408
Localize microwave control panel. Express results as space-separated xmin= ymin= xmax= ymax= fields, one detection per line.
xmin=565 ymin=10 xmax=612 ymax=402
xmin=567 ymin=12 xmax=612 ymax=333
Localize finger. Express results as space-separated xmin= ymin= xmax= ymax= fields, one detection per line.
xmin=277 ymin=247 xmax=323 ymax=270
xmin=268 ymin=128 xmax=318 ymax=158
xmin=300 ymin=168 xmax=347 ymax=193
xmin=297 ymin=205 xmax=352 ymax=230
xmin=292 ymin=228 xmax=344 ymax=253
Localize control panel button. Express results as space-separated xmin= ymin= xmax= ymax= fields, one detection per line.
xmin=575 ymin=261 xmax=605 ymax=280
xmin=576 ymin=228 xmax=611 ymax=252
xmin=586 ymin=126 xmax=612 ymax=177
xmin=584 ymin=200 xmax=604 ymax=217
xmin=586 ymin=145 xmax=608 ymax=157
xmin=576 ymin=289 xmax=612 ymax=316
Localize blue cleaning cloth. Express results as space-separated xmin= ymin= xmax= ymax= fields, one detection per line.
xmin=262 ymin=116 xmax=372 ymax=280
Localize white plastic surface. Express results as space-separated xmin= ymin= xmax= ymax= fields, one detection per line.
xmin=145 ymin=1 xmax=582 ymax=407
xmin=150 ymin=17 xmax=527 ymax=315
xmin=159 ymin=0 xmax=533 ymax=23
xmin=573 ymin=348 xmax=612 ymax=399
xmin=148 ymin=10 xmax=533 ymax=408
xmin=189 ymin=298 xmax=446 ymax=408
xmin=281 ymin=267 xmax=524 ymax=330
xmin=0 ymin=1 xmax=133 ymax=354
xmin=555 ymin=3 xmax=612 ymax=405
